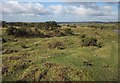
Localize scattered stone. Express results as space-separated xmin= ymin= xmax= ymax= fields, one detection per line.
xmin=28 ymin=60 xmax=32 ymax=62
xmin=13 ymin=39 xmax=18 ymax=42
xmin=84 ymin=60 xmax=93 ymax=67
xmin=104 ymin=64 xmax=109 ymax=68
xmin=21 ymin=45 xmax=29 ymax=48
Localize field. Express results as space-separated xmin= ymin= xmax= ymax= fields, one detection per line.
xmin=1 ymin=22 xmax=119 ymax=81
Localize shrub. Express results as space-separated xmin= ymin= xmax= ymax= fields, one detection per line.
xmin=81 ymin=37 xmax=102 ymax=47
xmin=54 ymin=29 xmax=66 ymax=37
xmin=70 ymin=25 xmax=77 ymax=28
xmin=6 ymin=26 xmax=16 ymax=35
xmin=44 ymin=28 xmax=73 ymax=37
xmin=44 ymin=21 xmax=60 ymax=30
xmin=97 ymin=42 xmax=103 ymax=48
xmin=48 ymin=40 xmax=65 ymax=50
xmin=67 ymin=24 xmax=77 ymax=28
xmin=58 ymin=31 xmax=67 ymax=36
xmin=6 ymin=26 xmax=29 ymax=37
xmin=67 ymin=24 xmax=70 ymax=27
xmin=15 ymin=28 xmax=29 ymax=37
xmin=80 ymin=34 xmax=86 ymax=38
xmin=6 ymin=26 xmax=45 ymax=38
xmin=64 ymin=28 xmax=74 ymax=35
xmin=46 ymin=31 xmax=57 ymax=37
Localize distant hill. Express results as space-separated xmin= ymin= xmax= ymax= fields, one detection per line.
xmin=1 ymin=20 xmax=119 ymax=24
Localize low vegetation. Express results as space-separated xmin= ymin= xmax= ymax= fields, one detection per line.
xmin=5 ymin=21 xmax=74 ymax=38
xmin=81 ymin=37 xmax=102 ymax=48
xmin=1 ymin=21 xmax=118 ymax=81
xmin=48 ymin=40 xmax=65 ymax=50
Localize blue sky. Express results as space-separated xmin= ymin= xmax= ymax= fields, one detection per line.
xmin=2 ymin=0 xmax=120 ymax=2
xmin=1 ymin=0 xmax=119 ymax=22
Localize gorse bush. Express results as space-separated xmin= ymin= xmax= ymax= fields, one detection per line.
xmin=48 ymin=40 xmax=65 ymax=50
xmin=6 ymin=26 xmax=29 ymax=37
xmin=81 ymin=37 xmax=97 ymax=46
xmin=81 ymin=36 xmax=102 ymax=48
xmin=67 ymin=24 xmax=77 ymax=28
xmin=6 ymin=26 xmax=16 ymax=35
xmin=35 ymin=21 xmax=61 ymax=30
xmin=63 ymin=28 xmax=74 ymax=35
xmin=6 ymin=26 xmax=44 ymax=37
xmin=44 ymin=28 xmax=74 ymax=37
xmin=6 ymin=21 xmax=74 ymax=38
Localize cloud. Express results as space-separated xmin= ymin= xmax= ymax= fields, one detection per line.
xmin=49 ymin=3 xmax=117 ymax=16
xmin=2 ymin=1 xmax=117 ymax=16
xmin=1 ymin=1 xmax=118 ymax=22
xmin=2 ymin=1 xmax=49 ymax=15
xmin=49 ymin=5 xmax=65 ymax=14
xmin=103 ymin=5 xmax=112 ymax=11
xmin=67 ymin=5 xmax=101 ymax=16
xmin=62 ymin=4 xmax=116 ymax=16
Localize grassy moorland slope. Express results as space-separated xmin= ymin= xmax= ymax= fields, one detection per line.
xmin=2 ymin=23 xmax=118 ymax=81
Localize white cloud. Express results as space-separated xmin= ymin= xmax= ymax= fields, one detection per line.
xmin=2 ymin=1 xmax=116 ymax=17
xmin=21 ymin=14 xmax=35 ymax=16
xmin=2 ymin=1 xmax=117 ymax=22
xmin=2 ymin=1 xmax=49 ymax=15
xmin=70 ymin=5 xmax=87 ymax=15
xmin=68 ymin=5 xmax=101 ymax=16
xmin=103 ymin=5 xmax=112 ymax=11
xmin=101 ymin=5 xmax=117 ymax=16
xmin=49 ymin=5 xmax=65 ymax=14
xmin=48 ymin=3 xmax=116 ymax=16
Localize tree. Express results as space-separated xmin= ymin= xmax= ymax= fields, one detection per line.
xmin=64 ymin=28 xmax=74 ymax=35
xmin=2 ymin=21 xmax=7 ymax=27
xmin=44 ymin=21 xmax=59 ymax=30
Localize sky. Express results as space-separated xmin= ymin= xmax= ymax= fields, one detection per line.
xmin=0 ymin=0 xmax=119 ymax=22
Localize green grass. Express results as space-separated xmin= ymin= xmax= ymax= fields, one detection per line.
xmin=2 ymin=24 xmax=118 ymax=81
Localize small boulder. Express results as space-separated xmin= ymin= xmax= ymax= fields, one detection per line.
xmin=2 ymin=38 xmax=7 ymax=43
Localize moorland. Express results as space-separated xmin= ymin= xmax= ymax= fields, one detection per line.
xmin=1 ymin=21 xmax=119 ymax=81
